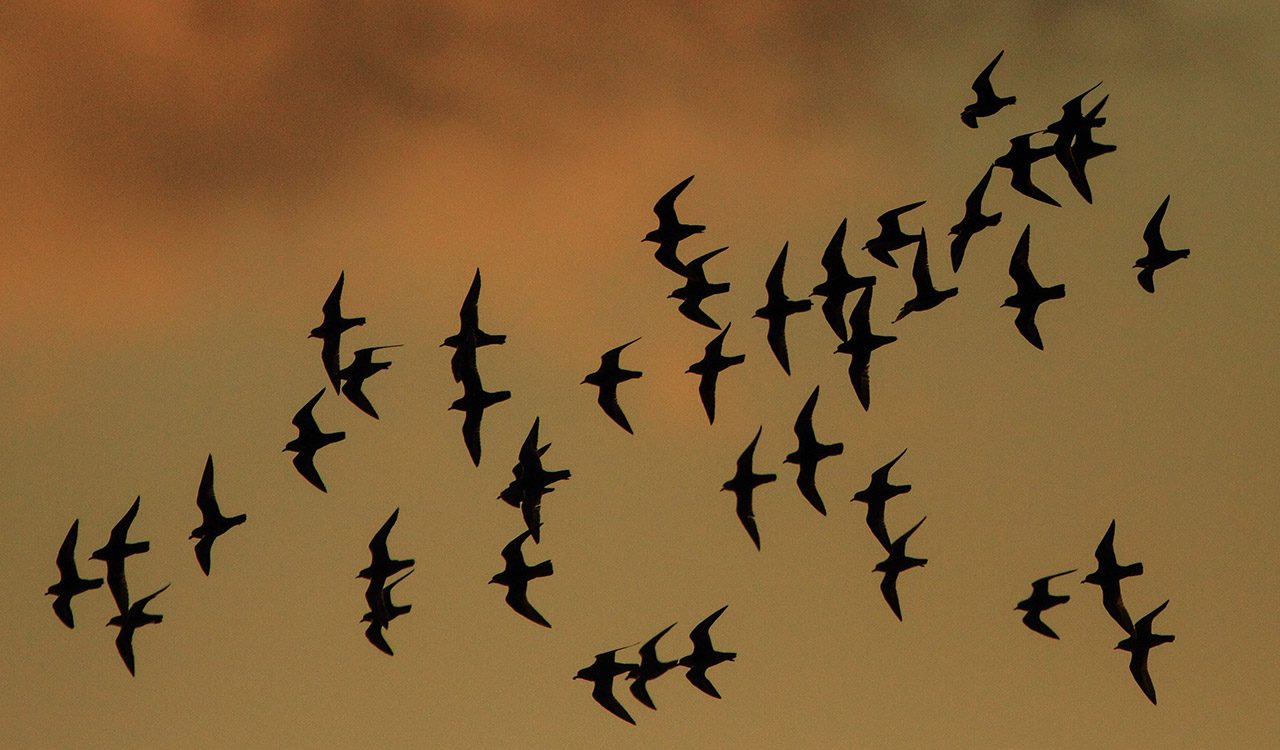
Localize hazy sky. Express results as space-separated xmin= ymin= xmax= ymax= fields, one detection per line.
xmin=3 ymin=2 xmax=1278 ymax=748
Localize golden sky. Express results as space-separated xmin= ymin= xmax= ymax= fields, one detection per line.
xmin=3 ymin=2 xmax=1278 ymax=748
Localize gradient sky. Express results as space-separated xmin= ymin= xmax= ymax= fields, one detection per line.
xmin=3 ymin=2 xmax=1278 ymax=748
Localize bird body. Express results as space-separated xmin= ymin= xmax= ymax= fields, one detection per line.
xmin=643 ymin=175 xmax=705 ymax=275
xmin=835 ymin=287 xmax=896 ymax=410
xmin=1003 ymin=226 xmax=1065 ymax=350
xmin=284 ymin=389 xmax=346 ymax=492
xmin=1083 ymin=520 xmax=1144 ymax=634
xmin=783 ymin=386 xmax=843 ymax=515
xmin=1015 ymin=569 xmax=1077 ymax=639
xmin=338 ymin=344 xmax=402 ymax=419
xmin=687 ymin=324 xmax=745 ymax=424
xmin=46 ymin=519 xmax=104 ymax=628
xmin=575 ymin=647 xmax=640 ymax=724
xmin=894 ymin=232 xmax=958 ymax=322
xmin=1135 ymin=195 xmax=1190 ymax=293
xmin=490 ymin=529 xmax=554 ymax=628
xmin=189 ymin=455 xmax=246 ymax=576
xmin=449 ymin=376 xmax=511 ymax=466
xmin=582 ymin=338 xmax=642 ymax=433
xmin=106 ymin=583 xmax=169 ymax=675
xmin=680 ymin=605 xmax=736 ymax=699
xmin=851 ymin=448 xmax=911 ymax=551
xmin=669 ymin=246 xmax=730 ymax=330
xmin=721 ymin=427 xmax=777 ymax=550
xmin=863 ymin=201 xmax=926 ymax=268
xmin=961 ymin=50 xmax=1016 ymax=127
xmin=874 ymin=517 xmax=928 ymax=621
xmin=357 ymin=508 xmax=415 ymax=583
xmin=309 ymin=272 xmax=366 ymax=390
xmin=949 ymin=166 xmax=1002 ymax=272
xmin=1115 ymin=600 xmax=1174 ymax=705
xmin=90 ymin=496 xmax=150 ymax=614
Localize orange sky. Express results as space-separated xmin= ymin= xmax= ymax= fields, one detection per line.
xmin=2 ymin=3 xmax=1278 ymax=748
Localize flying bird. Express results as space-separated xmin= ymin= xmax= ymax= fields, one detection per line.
xmin=46 ymin=519 xmax=103 ymax=629
xmin=357 ymin=507 xmax=415 ymax=583
xmin=107 ymin=583 xmax=169 ymax=676
xmin=1083 ymin=520 xmax=1144 ymax=634
xmin=582 ymin=338 xmax=643 ymax=434
xmin=835 ymin=286 xmax=897 ymax=411
xmin=489 ymin=528 xmax=554 ymax=628
xmin=753 ymin=242 xmax=812 ymax=374
xmin=1015 ymin=569 xmax=1077 ymax=640
xmin=783 ymin=386 xmax=844 ymax=516
xmin=1135 ymin=196 xmax=1190 ymax=293
xmin=627 ymin=622 xmax=680 ymax=710
xmin=850 ymin=448 xmax=911 ymax=551
xmin=1066 ymin=95 xmax=1116 ymax=203
xmin=1003 ymin=226 xmax=1066 ymax=350
xmin=500 ymin=418 xmax=571 ymax=542
xmin=721 ymin=427 xmax=777 ymax=550
xmin=1044 ymin=82 xmax=1105 ymax=203
xmin=894 ymin=232 xmax=958 ymax=322
xmin=993 ymin=133 xmax=1061 ymax=207
xmin=863 ymin=201 xmax=926 ymax=268
xmin=309 ymin=272 xmax=366 ymax=390
xmin=338 ymin=345 xmax=403 ymax=419
xmin=362 ymin=568 xmax=414 ymax=656
xmin=189 ymin=455 xmax=247 ymax=576
xmin=442 ymin=269 xmax=507 ymax=384
xmin=686 ymin=324 xmax=745 ymax=425
xmin=961 ymin=50 xmax=1016 ymax=128
xmin=668 ymin=246 xmax=731 ymax=330
xmin=680 ymin=605 xmax=736 ymax=699
xmin=949 ymin=166 xmax=1002 ymax=272
xmin=810 ymin=218 xmax=876 ymax=341
xmin=575 ymin=646 xmax=640 ymax=725
xmin=90 ymin=496 xmax=150 ymax=614
xmin=1115 ymin=600 xmax=1175 ymax=705
xmin=449 ymin=374 xmax=511 ymax=467
xmin=643 ymin=175 xmax=705 ymax=275
xmin=284 ymin=389 xmax=346 ymax=492
xmin=874 ymin=516 xmax=928 ymax=621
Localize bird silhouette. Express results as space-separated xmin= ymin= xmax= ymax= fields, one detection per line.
xmin=501 ymin=418 xmax=571 ymax=542
xmin=1066 ymin=95 xmax=1116 ymax=203
xmin=1115 ymin=600 xmax=1175 ymax=705
xmin=949 ymin=166 xmax=1002 ymax=272
xmin=680 ymin=605 xmax=736 ymax=699
xmin=627 ymin=622 xmax=680 ymax=710
xmin=783 ymin=386 xmax=843 ymax=516
xmin=835 ymin=286 xmax=897 ymax=411
xmin=189 ymin=455 xmax=246 ymax=576
xmin=863 ymin=201 xmax=926 ymax=268
xmin=362 ymin=568 xmax=414 ymax=656
xmin=1083 ymin=520 xmax=1144 ymax=634
xmin=643 ymin=175 xmax=705 ymax=275
xmin=46 ymin=519 xmax=103 ymax=628
xmin=489 ymin=528 xmax=554 ymax=628
xmin=90 ymin=496 xmax=150 ymax=614
xmin=669 ymin=246 xmax=731 ymax=330
xmin=1003 ymin=226 xmax=1066 ymax=350
xmin=575 ymin=646 xmax=640 ymax=725
xmin=721 ymin=427 xmax=777 ymax=550
xmin=1015 ymin=569 xmax=1077 ymax=639
xmin=961 ymin=50 xmax=1016 ymax=128
xmin=753 ymin=242 xmax=812 ymax=374
xmin=874 ymin=516 xmax=928 ymax=621
xmin=358 ymin=508 xmax=415 ymax=583
xmin=894 ymin=232 xmax=958 ymax=322
xmin=449 ymin=373 xmax=511 ymax=467
xmin=582 ymin=338 xmax=643 ymax=434
xmin=1135 ymin=196 xmax=1190 ymax=293
xmin=1044 ymin=82 xmax=1105 ymax=203
xmin=338 ymin=345 xmax=403 ymax=419
xmin=309 ymin=272 xmax=366 ymax=391
xmin=442 ymin=269 xmax=507 ymax=384
xmin=810 ymin=218 xmax=877 ymax=341
xmin=284 ymin=389 xmax=346 ymax=492
xmin=106 ymin=583 xmax=168 ymax=676
xmin=850 ymin=448 xmax=911 ymax=551
xmin=993 ymin=133 xmax=1061 ymax=207
xmin=687 ymin=324 xmax=745 ymax=425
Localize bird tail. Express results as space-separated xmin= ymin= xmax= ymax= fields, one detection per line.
xmin=1045 ymin=284 xmax=1066 ymax=300
xmin=529 ymin=560 xmax=554 ymax=579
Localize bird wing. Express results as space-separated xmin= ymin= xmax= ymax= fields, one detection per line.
xmin=1021 ymin=610 xmax=1060 ymax=639
xmin=871 ymin=448 xmax=908 ymax=486
xmin=131 ymin=583 xmax=170 ymax=613
xmin=765 ymin=316 xmax=791 ymax=375
xmin=795 ymin=462 xmax=826 ymax=515
xmin=520 ymin=493 xmax=544 ymax=543
xmin=459 ymin=269 xmax=482 ymax=330
xmin=115 ymin=626 xmax=137 ymax=675
xmin=321 ymin=272 xmax=345 ymax=319
xmin=653 ymin=175 xmax=695 ymax=226
xmin=195 ymin=455 xmax=221 ymax=521
xmin=949 ymin=230 xmax=973 ymax=275
xmin=1101 ymin=582 xmax=1136 ymax=634
xmin=1143 ymin=196 xmax=1171 ymax=256
xmin=1137 ymin=266 xmax=1157 ymax=294
xmin=965 ymin=166 xmax=995 ymax=217
xmin=819 ymin=219 xmax=850 ymax=278
xmin=684 ymin=667 xmax=723 ymax=699
xmin=1128 ymin=648 xmax=1157 ymax=704
xmin=1013 ymin=306 xmax=1045 ymax=350
xmin=320 ymin=335 xmax=342 ymax=391
xmin=820 ymin=293 xmax=850 ymax=341
xmin=194 ymin=536 xmax=214 ymax=576
xmin=340 ymin=378 xmax=380 ymax=419
xmin=847 ymin=286 xmax=875 ymax=341
xmin=368 ymin=509 xmax=400 ymax=561
xmin=291 ymin=451 xmax=329 ymax=493
xmin=601 ymin=338 xmax=640 ymax=370
xmin=764 ymin=243 xmax=789 ymax=299
xmin=55 ymin=519 xmax=81 ymax=579
xmin=793 ymin=387 xmax=820 ymax=444
xmin=596 ymin=384 xmax=634 ymax=434
xmin=1134 ymin=600 xmax=1170 ymax=634
xmin=847 ymin=349 xmax=873 ymax=411
xmin=111 ymin=496 xmax=142 ymax=544
xmin=689 ymin=605 xmax=728 ymax=653
xmin=504 ymin=582 xmax=551 ymax=628
xmin=653 ymin=241 xmax=687 ymax=275
xmin=893 ymin=516 xmax=927 ymax=553
xmin=738 ymin=428 xmax=763 ymax=474
xmin=1009 ymin=169 xmax=1061 ymax=207
xmin=106 ymin=562 xmax=130 ymax=615
xmin=639 ymin=622 xmax=677 ymax=665
xmin=1094 ymin=520 xmax=1119 ymax=567
xmin=865 ymin=504 xmax=892 ymax=552
xmin=735 ymin=489 xmax=761 ymax=550
xmin=591 ymin=679 xmax=636 ymax=724
xmin=697 ymin=371 xmax=719 ymax=425
xmin=364 ymin=621 xmax=394 ymax=656
xmin=1008 ymin=226 xmax=1040 ymax=291
xmin=878 ymin=200 xmax=926 ymax=230
xmin=291 ymin=389 xmax=326 ymax=432
xmin=499 ymin=529 xmax=534 ymax=568
xmin=52 ymin=595 xmax=75 ymax=629
xmin=879 ymin=570 xmax=903 ymax=621
xmin=909 ymin=233 xmax=937 ymax=295
xmin=461 ymin=406 xmax=483 ymax=466
xmin=971 ymin=50 xmax=1003 ymax=99
xmin=677 ymin=296 xmax=722 ymax=331
xmin=629 ymin=677 xmax=657 ymax=710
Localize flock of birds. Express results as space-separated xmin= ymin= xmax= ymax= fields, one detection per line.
xmin=43 ymin=51 xmax=1188 ymax=720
